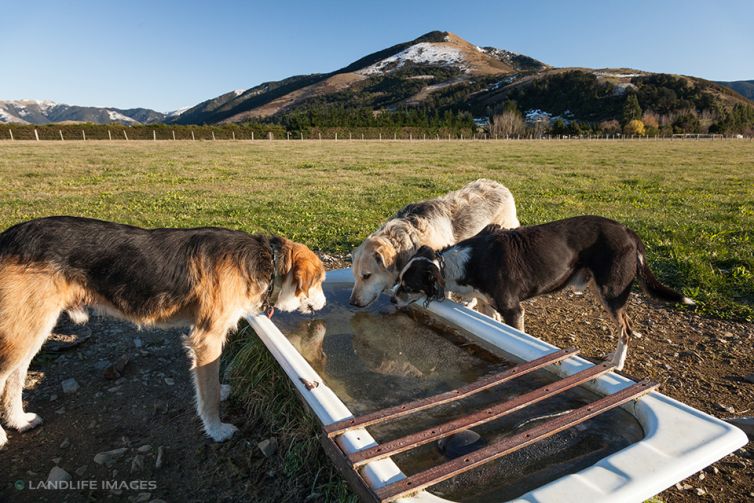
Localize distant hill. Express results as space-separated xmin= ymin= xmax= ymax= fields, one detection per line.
xmin=0 ymin=100 xmax=174 ymax=125
xmin=717 ymin=80 xmax=754 ymax=101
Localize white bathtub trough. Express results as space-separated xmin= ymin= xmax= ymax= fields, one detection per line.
xmin=245 ymin=268 xmax=747 ymax=502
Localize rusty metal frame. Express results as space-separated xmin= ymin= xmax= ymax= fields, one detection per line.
xmin=320 ymin=349 xmax=658 ymax=503
xmin=324 ymin=347 xmax=578 ymax=438
xmin=349 ymin=362 xmax=615 ymax=467
xmin=374 ymin=379 xmax=658 ymax=502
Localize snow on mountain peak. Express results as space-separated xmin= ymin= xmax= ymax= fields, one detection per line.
xmin=358 ymin=42 xmax=468 ymax=76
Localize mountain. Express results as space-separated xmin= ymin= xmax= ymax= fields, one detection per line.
xmin=0 ymin=100 xmax=172 ymax=125
xmin=4 ymin=31 xmax=752 ymax=132
xmin=169 ymin=31 xmax=751 ymax=130
xmin=171 ymin=31 xmax=549 ymax=125
xmin=717 ymin=80 xmax=754 ymax=101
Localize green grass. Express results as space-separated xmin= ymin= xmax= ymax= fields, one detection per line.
xmin=1 ymin=140 xmax=752 ymax=320
xmin=1 ymin=140 xmax=751 ymax=500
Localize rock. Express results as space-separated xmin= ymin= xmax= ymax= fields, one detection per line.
xmin=94 ymin=360 xmax=110 ymax=370
xmin=135 ymin=493 xmax=151 ymax=503
xmin=695 ymin=487 xmax=706 ymax=496
xmin=257 ymin=437 xmax=278 ymax=458
xmin=75 ymin=465 xmax=87 ymax=476
xmin=60 ymin=438 xmax=70 ymax=449
xmin=437 ymin=430 xmax=484 ymax=458
xmin=61 ymin=378 xmax=80 ymax=394
xmin=47 ymin=466 xmax=72 ymax=482
xmin=52 ymin=457 xmax=62 ymax=465
xmin=93 ymin=447 xmax=128 ymax=466
xmin=716 ymin=403 xmax=736 ymax=414
xmin=726 ymin=416 xmax=754 ymax=440
xmin=49 ymin=394 xmax=59 ymax=401
xmin=743 ymin=373 xmax=754 ymax=384
xmin=137 ymin=444 xmax=152 ymax=453
xmin=675 ymin=482 xmax=693 ymax=491
xmin=134 ymin=336 xmax=143 ymax=349
xmin=130 ymin=454 xmax=145 ymax=473
xmin=164 ymin=377 xmax=175 ymax=386
xmin=155 ymin=446 xmax=164 ymax=469
xmin=104 ymin=354 xmax=129 ymax=380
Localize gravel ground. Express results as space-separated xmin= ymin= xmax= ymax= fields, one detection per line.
xmin=0 ymin=255 xmax=751 ymax=502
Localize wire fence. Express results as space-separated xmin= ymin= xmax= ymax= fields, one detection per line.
xmin=1 ymin=126 xmax=752 ymax=142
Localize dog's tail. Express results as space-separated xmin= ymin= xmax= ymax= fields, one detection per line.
xmin=631 ymin=230 xmax=695 ymax=305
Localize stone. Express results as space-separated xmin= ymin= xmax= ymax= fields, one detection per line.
xmin=695 ymin=487 xmax=706 ymax=496
xmin=75 ymin=465 xmax=88 ymax=476
xmin=47 ymin=466 xmax=72 ymax=483
xmin=163 ymin=377 xmax=175 ymax=386
xmin=155 ymin=446 xmax=164 ymax=469
xmin=60 ymin=438 xmax=70 ymax=449
xmin=130 ymin=454 xmax=145 ymax=473
xmin=437 ymin=430 xmax=484 ymax=458
xmin=257 ymin=437 xmax=278 ymax=458
xmin=743 ymin=373 xmax=754 ymax=384
xmin=137 ymin=444 xmax=152 ymax=453
xmin=716 ymin=403 xmax=736 ymax=414
xmin=726 ymin=416 xmax=754 ymax=440
xmin=93 ymin=447 xmax=128 ymax=466
xmin=61 ymin=378 xmax=80 ymax=394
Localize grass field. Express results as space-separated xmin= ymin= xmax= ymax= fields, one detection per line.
xmin=1 ymin=140 xmax=752 ymax=320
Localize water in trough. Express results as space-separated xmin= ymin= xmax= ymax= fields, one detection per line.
xmin=273 ymin=284 xmax=644 ymax=502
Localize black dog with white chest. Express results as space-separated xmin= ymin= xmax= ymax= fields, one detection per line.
xmin=394 ymin=215 xmax=694 ymax=370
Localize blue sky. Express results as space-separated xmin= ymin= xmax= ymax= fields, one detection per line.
xmin=1 ymin=1 xmax=752 ymax=111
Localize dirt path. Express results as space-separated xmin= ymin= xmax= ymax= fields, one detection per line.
xmin=1 ymin=262 xmax=752 ymax=502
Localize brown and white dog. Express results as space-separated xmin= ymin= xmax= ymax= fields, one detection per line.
xmin=349 ymin=179 xmax=519 ymax=309
xmin=394 ymin=216 xmax=695 ymax=370
xmin=0 ymin=216 xmax=326 ymax=447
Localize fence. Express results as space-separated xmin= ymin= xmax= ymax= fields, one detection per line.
xmin=1 ymin=126 xmax=752 ymax=142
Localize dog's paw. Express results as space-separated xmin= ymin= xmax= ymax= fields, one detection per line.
xmin=8 ymin=412 xmax=43 ymax=432
xmin=206 ymin=422 xmax=238 ymax=442
xmin=220 ymin=384 xmax=232 ymax=402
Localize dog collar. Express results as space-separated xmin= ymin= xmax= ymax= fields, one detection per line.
xmin=262 ymin=241 xmax=283 ymax=317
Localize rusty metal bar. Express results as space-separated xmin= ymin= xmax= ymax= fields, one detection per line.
xmin=319 ymin=434 xmax=380 ymax=503
xmin=349 ymin=362 xmax=614 ymax=467
xmin=325 ymin=347 xmax=578 ymax=437
xmin=375 ymin=379 xmax=659 ymax=502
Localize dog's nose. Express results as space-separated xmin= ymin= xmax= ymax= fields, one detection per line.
xmin=348 ymin=297 xmax=361 ymax=307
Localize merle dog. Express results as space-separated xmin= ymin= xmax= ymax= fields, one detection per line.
xmin=393 ymin=216 xmax=694 ymax=370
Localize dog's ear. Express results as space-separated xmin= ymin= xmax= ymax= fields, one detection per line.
xmin=415 ymin=245 xmax=436 ymax=259
xmin=426 ymin=264 xmax=445 ymax=301
xmin=291 ymin=243 xmax=324 ymax=296
xmin=373 ymin=239 xmax=397 ymax=272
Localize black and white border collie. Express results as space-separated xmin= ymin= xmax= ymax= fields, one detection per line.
xmin=393 ymin=216 xmax=695 ymax=370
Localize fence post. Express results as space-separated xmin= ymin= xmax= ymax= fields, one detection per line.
xmin=191 ymin=130 xmax=195 ymax=141
xmin=232 ymin=131 xmax=236 ymax=141
xmin=252 ymin=131 xmax=255 ymax=141
xmin=287 ymin=132 xmax=290 ymax=140
xmin=423 ymin=134 xmax=426 ymax=141
xmin=349 ymin=132 xmax=352 ymax=141
xmin=335 ymin=132 xmax=338 ymax=141
xmin=268 ymin=132 xmax=273 ymax=141
xmin=35 ymin=129 xmax=40 ymax=141
xmin=301 ymin=131 xmax=304 ymax=140
xmin=153 ymin=130 xmax=157 ymax=141
xmin=409 ymin=133 xmax=412 ymax=141
xmin=379 ymin=133 xmax=382 ymax=141
xmin=211 ymin=131 xmax=216 ymax=141
xmin=123 ymin=130 xmax=129 ymax=141
xmin=172 ymin=130 xmax=176 ymax=141
xmin=59 ymin=130 xmax=64 ymax=141
xmin=460 ymin=134 xmax=463 ymax=140
xmin=318 ymin=133 xmax=321 ymax=141
xmin=394 ymin=133 xmax=397 ymax=140
xmin=82 ymin=130 xmax=86 ymax=141
xmin=8 ymin=130 xmax=13 ymax=141
xmin=361 ymin=133 xmax=364 ymax=141
xmin=108 ymin=130 xmax=112 ymax=141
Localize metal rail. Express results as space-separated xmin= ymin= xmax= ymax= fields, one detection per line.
xmin=374 ymin=379 xmax=658 ymax=502
xmin=324 ymin=347 xmax=577 ymax=437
